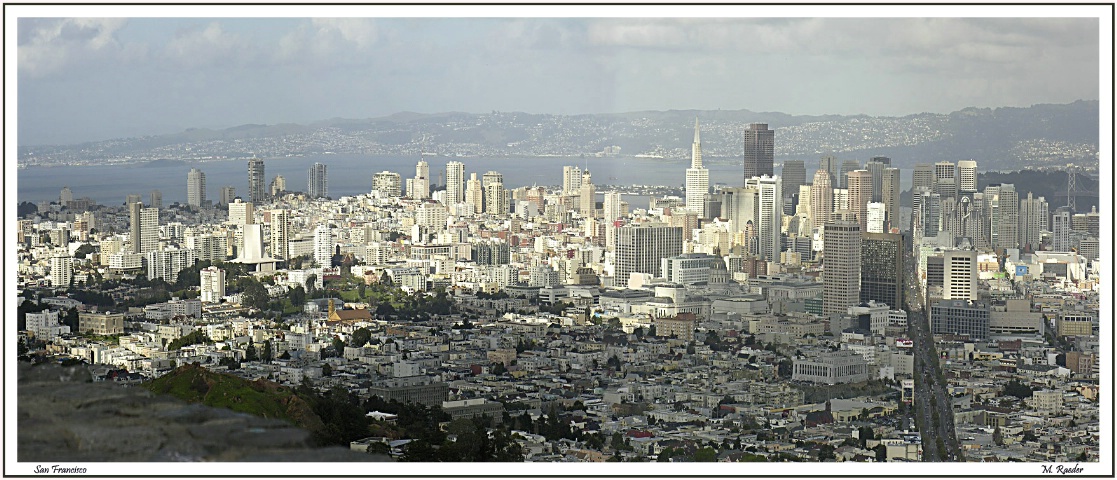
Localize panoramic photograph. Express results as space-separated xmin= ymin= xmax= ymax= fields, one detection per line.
xmin=5 ymin=5 xmax=1111 ymax=477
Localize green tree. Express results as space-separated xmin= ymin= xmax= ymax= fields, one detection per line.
xmin=694 ymin=446 xmax=718 ymax=462
xmin=245 ymin=343 xmax=258 ymax=361
xmin=73 ymin=243 xmax=96 ymax=259
xmin=322 ymin=363 xmax=333 ymax=376
xmin=262 ymin=340 xmax=273 ymax=363
xmin=289 ymin=285 xmax=306 ymax=309
xmin=349 ymin=327 xmax=372 ymax=348
xmin=874 ymin=444 xmax=887 ymax=462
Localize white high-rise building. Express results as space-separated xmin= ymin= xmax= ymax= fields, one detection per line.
xmin=684 ymin=118 xmax=710 ymax=217
xmin=129 ymin=202 xmax=159 ymax=254
xmin=957 ymin=160 xmax=978 ymax=193
xmin=228 ymin=199 xmax=254 ymax=226
xmin=372 ymin=171 xmax=402 ymax=198
xmin=270 ymin=209 xmax=290 ymax=260
xmin=1018 ymin=192 xmax=1048 ymax=252
xmin=314 ymin=224 xmax=333 ymax=267
xmin=579 ymin=170 xmax=595 ymax=217
xmin=445 ymin=161 xmax=465 ymax=206
xmin=147 ymin=247 xmax=197 ymax=283
xmin=562 ymin=166 xmax=582 ymax=195
xmin=745 ymin=175 xmax=782 ymax=263
xmin=943 ymin=250 xmax=978 ymax=301
xmin=50 ymin=256 xmax=74 ymax=287
xmin=1052 ymin=207 xmax=1073 ymax=252
xmin=199 ymin=266 xmax=226 ymax=303
xmin=408 ymin=160 xmax=430 ymax=199
xmin=308 ymin=162 xmax=328 ymax=198
xmin=485 ymin=182 xmax=507 ymax=216
xmin=187 ymin=168 xmax=206 ymax=207
xmin=603 ymin=191 xmax=622 ymax=222
xmin=847 ymin=170 xmax=873 ymax=233
xmin=465 ymin=173 xmax=484 ymax=213
xmin=866 ymin=202 xmax=886 ymax=234
xmin=60 ymin=186 xmax=73 ymax=205
xmin=615 ymin=225 xmax=684 ymax=287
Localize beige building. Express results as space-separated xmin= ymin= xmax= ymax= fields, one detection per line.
xmin=78 ymin=312 xmax=125 ymax=336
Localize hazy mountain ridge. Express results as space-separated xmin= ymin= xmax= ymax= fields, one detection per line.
xmin=18 ymin=101 xmax=1098 ymax=172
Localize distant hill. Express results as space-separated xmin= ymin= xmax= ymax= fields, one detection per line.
xmin=18 ymin=101 xmax=1099 ymax=172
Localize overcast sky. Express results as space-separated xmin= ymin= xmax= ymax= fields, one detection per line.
xmin=14 ymin=12 xmax=1103 ymax=145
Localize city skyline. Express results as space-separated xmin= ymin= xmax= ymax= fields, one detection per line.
xmin=11 ymin=9 xmax=1104 ymax=145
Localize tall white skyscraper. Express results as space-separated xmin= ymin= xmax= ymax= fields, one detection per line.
xmin=465 ymin=173 xmax=484 ymax=213
xmin=847 ymin=170 xmax=873 ymax=233
xmin=562 ymin=166 xmax=582 ymax=195
xmin=187 ymin=168 xmax=206 ymax=207
xmin=408 ymin=160 xmax=430 ymax=199
xmin=483 ymin=171 xmax=507 ymax=216
xmin=308 ymin=163 xmax=328 ymax=198
xmin=314 ymin=224 xmax=333 ymax=267
xmin=129 ymin=202 xmax=159 ymax=254
xmin=1052 ymin=207 xmax=1073 ymax=252
xmin=579 ymin=170 xmax=595 ymax=217
xmin=988 ymin=183 xmax=1019 ymax=252
xmin=228 ymin=199 xmax=254 ymax=226
xmin=603 ymin=191 xmax=622 ymax=222
xmin=745 ymin=175 xmax=782 ymax=263
xmin=50 ymin=255 xmax=74 ymax=287
xmin=685 ymin=118 xmax=709 ymax=217
xmin=957 ymin=160 xmax=978 ymax=193
xmin=1018 ymin=192 xmax=1048 ymax=252
xmin=270 ymin=209 xmax=290 ymax=260
xmin=445 ymin=161 xmax=465 ymax=205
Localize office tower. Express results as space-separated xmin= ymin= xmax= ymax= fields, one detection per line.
xmin=314 ymin=224 xmax=333 ymax=267
xmin=1052 ymin=207 xmax=1073 ymax=252
xmin=485 ymin=181 xmax=507 ymax=216
xmin=810 ymin=169 xmax=834 ymax=230
xmin=742 ymin=123 xmax=774 ymax=180
xmin=987 ymin=183 xmax=1019 ymax=252
xmin=847 ymin=170 xmax=873 ymax=232
xmin=270 ymin=209 xmax=290 ymax=260
xmin=228 ymin=199 xmax=254 ymax=226
xmin=60 ymin=186 xmax=73 ymax=205
xmin=745 ymin=175 xmax=782 ymax=263
xmin=270 ymin=175 xmax=286 ymax=196
xmin=920 ymin=191 xmax=942 ymax=238
xmin=129 ymin=202 xmax=159 ymax=254
xmin=823 ymin=219 xmax=861 ymax=316
xmin=145 ymin=190 xmax=160 ymax=210
xmin=219 ymin=186 xmax=236 ymax=205
xmin=579 ymin=170 xmax=595 ymax=217
xmin=881 ymin=167 xmax=901 ymax=232
xmin=409 ymin=160 xmax=431 ymax=199
xmin=372 ymin=171 xmax=402 ymax=198
xmin=931 ymin=299 xmax=990 ymax=340
xmin=562 ymin=166 xmax=583 ymax=195
xmin=603 ymin=191 xmax=622 ymax=222
xmin=444 ymin=161 xmax=465 ymax=205
xmin=186 ymin=168 xmax=206 ymax=207
xmin=912 ymin=164 xmax=934 ymax=192
xmin=943 ymin=250 xmax=978 ymax=301
xmin=308 ymin=162 xmax=328 ymax=198
xmin=615 ymin=225 xmax=683 ymax=287
xmin=933 ymin=161 xmax=958 ymax=200
xmin=247 ymin=158 xmax=266 ymax=204
xmin=1018 ymin=192 xmax=1048 ymax=252
xmin=865 ymin=158 xmax=888 ymax=203
xmin=465 ymin=173 xmax=484 ymax=213
xmin=781 ymin=160 xmax=807 ymax=201
xmin=866 ymin=203 xmax=886 ymax=234
xmin=957 ymin=160 xmax=977 ymax=193
xmin=838 ymin=160 xmax=860 ymax=189
xmin=685 ymin=118 xmax=710 ymax=217
xmin=819 ymin=155 xmax=839 ymax=186
xmin=861 ymin=231 xmax=903 ymax=309
xmin=126 ymin=194 xmax=142 ymax=206
xmin=50 ymin=255 xmax=74 ymax=287
xmin=199 ymin=266 xmax=226 ymax=303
